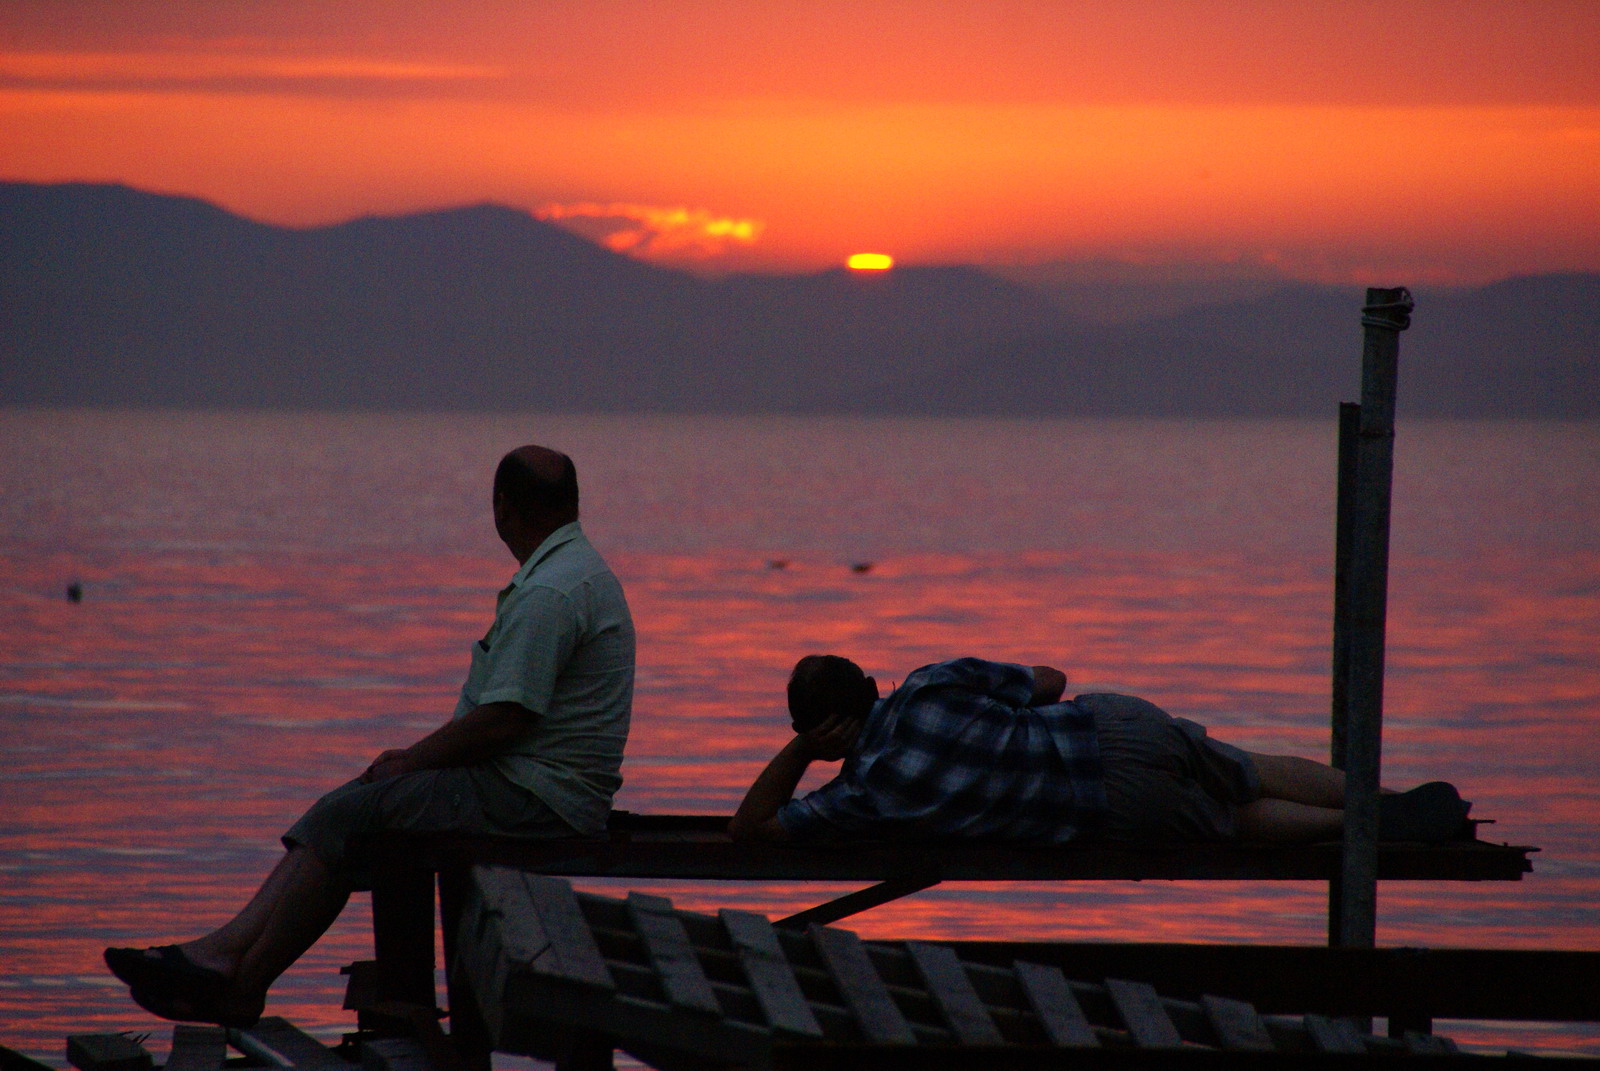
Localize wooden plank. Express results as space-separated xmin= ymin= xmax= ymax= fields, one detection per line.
xmin=626 ymin=892 xmax=721 ymax=1015
xmin=1403 ymin=1031 xmax=1457 ymax=1055
xmin=720 ymin=909 xmax=824 ymax=1037
xmin=364 ymin=830 xmax=1534 ymax=883
xmin=951 ymin=942 xmax=1590 ymax=1023
xmin=776 ymin=871 xmax=941 ymax=929
xmin=358 ymin=1038 xmax=434 ymax=1071
xmin=1106 ymin=979 xmax=1183 ymax=1049
xmin=474 ymin=868 xmax=613 ymax=990
xmin=162 ymin=1026 xmax=227 ymax=1071
xmin=232 ymin=1018 xmax=348 ymax=1071
xmin=810 ymin=926 xmax=915 ymax=1045
xmin=1199 ymin=995 xmax=1273 ymax=1052
xmin=1336 ymin=287 xmax=1414 ymax=952
xmin=1012 ymin=962 xmax=1097 ymax=1047
xmin=905 ymin=942 xmax=1003 ymax=1046
xmin=525 ymin=874 xmax=614 ymax=990
xmin=66 ymin=1035 xmax=151 ymax=1071
xmin=1303 ymin=1014 xmax=1366 ymax=1054
xmin=370 ymin=855 xmax=438 ymax=1009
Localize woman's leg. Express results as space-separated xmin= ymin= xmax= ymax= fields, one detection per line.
xmin=1236 ymin=797 xmax=1343 ymax=842
xmin=1247 ymin=752 xmax=1349 ymax=808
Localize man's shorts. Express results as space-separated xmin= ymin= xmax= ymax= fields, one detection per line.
xmin=283 ymin=765 xmax=580 ymax=889
xmin=1074 ymin=693 xmax=1262 ymax=842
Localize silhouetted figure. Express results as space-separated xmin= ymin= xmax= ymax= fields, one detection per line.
xmin=103 ymin=446 xmax=636 ymax=1029
xmin=66 ymin=582 xmax=83 ymax=603
xmin=731 ymin=655 xmax=1471 ymax=848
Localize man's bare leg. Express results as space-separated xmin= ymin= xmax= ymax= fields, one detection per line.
xmin=226 ymin=846 xmax=351 ymax=1018
xmin=145 ymin=846 xmax=351 ymax=1023
xmin=174 ymin=849 xmax=306 ymax=978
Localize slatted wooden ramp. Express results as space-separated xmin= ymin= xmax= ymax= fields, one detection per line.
xmin=63 ymin=1020 xmax=437 ymax=1071
xmin=452 ymin=868 xmax=1544 ymax=1070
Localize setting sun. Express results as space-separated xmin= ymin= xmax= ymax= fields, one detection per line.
xmin=847 ymin=253 xmax=894 ymax=271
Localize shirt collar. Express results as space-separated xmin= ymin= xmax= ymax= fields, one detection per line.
xmin=506 ymin=521 xmax=583 ymax=588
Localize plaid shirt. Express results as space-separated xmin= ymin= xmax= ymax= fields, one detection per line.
xmin=777 ymin=658 xmax=1107 ymax=845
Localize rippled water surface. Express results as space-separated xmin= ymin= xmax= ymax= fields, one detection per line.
xmin=2 ymin=411 xmax=1597 ymax=1060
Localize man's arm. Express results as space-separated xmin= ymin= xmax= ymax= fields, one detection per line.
xmin=362 ymin=701 xmax=536 ymax=782
xmin=1030 ymin=665 xmax=1068 ymax=705
xmin=728 ymin=711 xmax=859 ymax=843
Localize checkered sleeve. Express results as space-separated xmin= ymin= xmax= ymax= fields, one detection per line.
xmin=776 ymin=772 xmax=884 ymax=842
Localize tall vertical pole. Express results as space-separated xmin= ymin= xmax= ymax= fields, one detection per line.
xmin=1333 ymin=287 xmax=1413 ymax=950
xmin=1327 ymin=400 xmax=1360 ymax=943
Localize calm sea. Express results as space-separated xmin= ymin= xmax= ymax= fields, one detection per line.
xmin=2 ymin=410 xmax=1597 ymax=1061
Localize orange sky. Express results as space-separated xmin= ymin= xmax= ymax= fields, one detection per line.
xmin=3 ymin=0 xmax=1598 ymax=282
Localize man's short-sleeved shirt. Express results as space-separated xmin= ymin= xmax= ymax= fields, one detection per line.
xmin=776 ymin=658 xmax=1106 ymax=845
xmin=453 ymin=521 xmax=634 ymax=835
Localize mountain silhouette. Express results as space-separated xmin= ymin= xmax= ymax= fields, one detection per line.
xmin=3 ymin=181 xmax=1595 ymax=416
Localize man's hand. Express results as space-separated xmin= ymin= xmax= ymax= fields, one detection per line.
xmin=797 ymin=710 xmax=862 ymax=762
xmin=361 ymin=748 xmax=415 ymax=784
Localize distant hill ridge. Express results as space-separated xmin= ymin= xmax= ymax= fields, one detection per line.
xmin=3 ymin=181 xmax=1595 ymax=415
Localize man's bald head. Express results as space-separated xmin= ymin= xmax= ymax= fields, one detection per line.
xmin=494 ymin=445 xmax=579 ymax=528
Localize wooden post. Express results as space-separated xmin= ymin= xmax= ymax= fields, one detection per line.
xmin=1326 ymin=400 xmax=1360 ymax=943
xmin=370 ymin=853 xmax=440 ymax=1010
xmin=1332 ymin=287 xmax=1413 ymax=951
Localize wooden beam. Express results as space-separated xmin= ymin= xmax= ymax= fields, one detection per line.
xmin=627 ymin=892 xmax=721 ymax=1015
xmin=1335 ymin=286 xmax=1413 ymax=951
xmin=360 ymin=830 xmax=1532 ymax=883
xmin=1012 ymin=961 xmax=1098 ymax=1048
xmin=720 ymin=909 xmax=824 ymax=1038
xmin=1303 ymin=1014 xmax=1367 ymax=1054
xmin=811 ymin=925 xmax=916 ymax=1045
xmin=1201 ymin=995 xmax=1274 ymax=1052
xmin=475 ymin=868 xmax=613 ymax=990
xmin=1106 ymin=979 xmax=1184 ymax=1049
xmin=233 ymin=1017 xmax=349 ymax=1071
xmin=776 ymin=869 xmax=942 ymax=928
xmin=905 ymin=942 xmax=1003 ymax=1046
xmin=161 ymin=1027 xmax=227 ymax=1071
xmin=949 ymin=942 xmax=1600 ymax=1023
xmin=65 ymin=1036 xmax=150 ymax=1071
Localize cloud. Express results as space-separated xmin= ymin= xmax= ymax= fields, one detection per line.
xmin=536 ymin=202 xmax=764 ymax=260
xmin=0 ymin=50 xmax=502 ymax=96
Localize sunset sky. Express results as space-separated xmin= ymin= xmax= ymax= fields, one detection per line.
xmin=3 ymin=0 xmax=1598 ymax=283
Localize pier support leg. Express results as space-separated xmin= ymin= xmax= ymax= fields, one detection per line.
xmin=1331 ymin=287 xmax=1413 ymax=952
xmin=440 ymin=864 xmax=493 ymax=1071
xmin=371 ymin=855 xmax=438 ymax=1011
xmin=1327 ymin=401 xmax=1360 ymax=944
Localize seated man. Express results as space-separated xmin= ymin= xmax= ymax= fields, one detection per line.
xmin=729 ymin=655 xmax=1469 ymax=846
xmin=105 ymin=445 xmax=636 ymax=1028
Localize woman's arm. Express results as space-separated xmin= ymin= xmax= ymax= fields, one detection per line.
xmin=728 ymin=711 xmax=860 ymax=842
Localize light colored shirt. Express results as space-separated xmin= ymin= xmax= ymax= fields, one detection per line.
xmin=777 ymin=658 xmax=1106 ymax=845
xmin=453 ymin=521 xmax=635 ymax=835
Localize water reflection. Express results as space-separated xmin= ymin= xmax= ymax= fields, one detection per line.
xmin=1 ymin=414 xmax=1596 ymax=1061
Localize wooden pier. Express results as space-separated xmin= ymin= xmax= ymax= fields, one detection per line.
xmin=429 ymin=870 xmax=1594 ymax=1069
xmin=30 ymin=291 xmax=1595 ymax=1069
